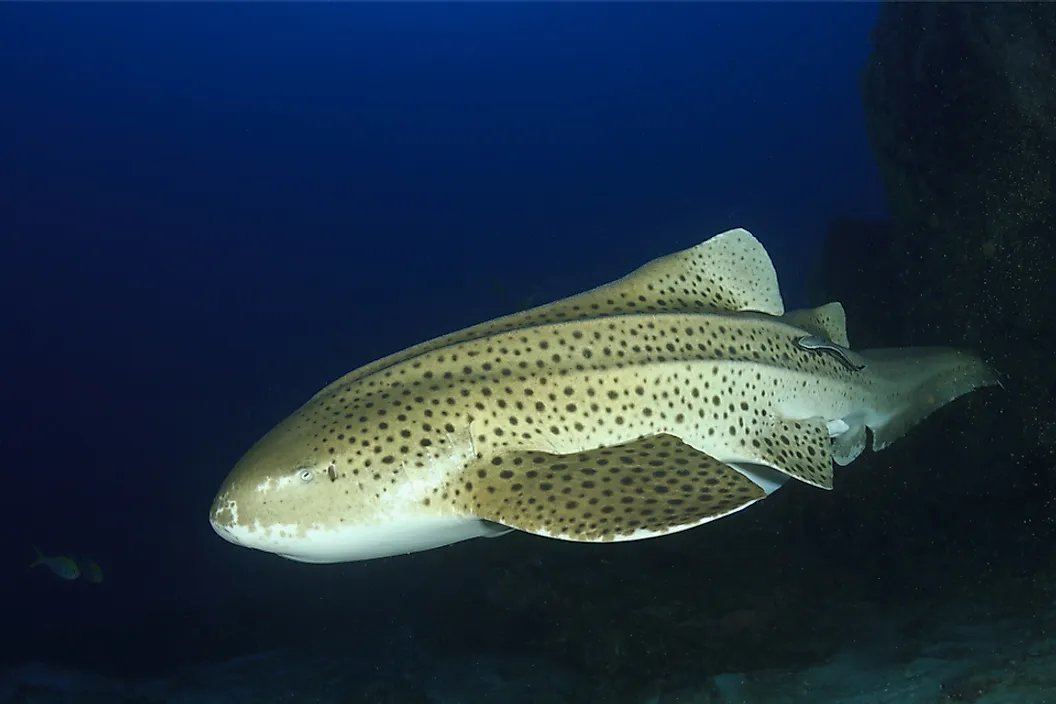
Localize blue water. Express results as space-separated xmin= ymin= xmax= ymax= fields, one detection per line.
xmin=0 ymin=2 xmax=885 ymax=672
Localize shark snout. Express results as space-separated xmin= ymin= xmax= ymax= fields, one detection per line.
xmin=208 ymin=494 xmax=240 ymax=544
xmin=207 ymin=485 xmax=321 ymax=559
xmin=209 ymin=512 xmax=234 ymax=541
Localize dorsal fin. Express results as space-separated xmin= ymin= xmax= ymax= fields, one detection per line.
xmin=569 ymin=226 xmax=784 ymax=317
xmin=314 ymin=228 xmax=784 ymax=399
xmin=781 ymin=302 xmax=850 ymax=347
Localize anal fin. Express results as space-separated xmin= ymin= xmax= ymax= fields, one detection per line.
xmin=830 ymin=418 xmax=868 ymax=466
xmin=451 ymin=434 xmax=768 ymax=543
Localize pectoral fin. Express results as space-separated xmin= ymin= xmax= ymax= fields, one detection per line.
xmin=449 ymin=434 xmax=768 ymax=543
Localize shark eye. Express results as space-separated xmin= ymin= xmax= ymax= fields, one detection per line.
xmin=298 ymin=469 xmax=315 ymax=483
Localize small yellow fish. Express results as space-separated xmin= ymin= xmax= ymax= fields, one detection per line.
xmin=30 ymin=545 xmax=80 ymax=580
xmin=79 ymin=558 xmax=104 ymax=584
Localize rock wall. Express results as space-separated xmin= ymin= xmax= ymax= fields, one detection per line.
xmin=859 ymin=2 xmax=1056 ymax=453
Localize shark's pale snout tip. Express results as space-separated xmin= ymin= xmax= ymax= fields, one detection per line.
xmin=208 ymin=495 xmax=241 ymax=546
xmin=208 ymin=512 xmax=226 ymax=538
xmin=209 ymin=516 xmax=241 ymax=548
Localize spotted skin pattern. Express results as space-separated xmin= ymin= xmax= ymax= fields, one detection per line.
xmin=210 ymin=228 xmax=999 ymax=560
xmin=454 ymin=433 xmax=766 ymax=542
xmin=223 ymin=311 xmax=850 ymax=537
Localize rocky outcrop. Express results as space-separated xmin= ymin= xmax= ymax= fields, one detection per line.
xmin=858 ymin=2 xmax=1056 ymax=453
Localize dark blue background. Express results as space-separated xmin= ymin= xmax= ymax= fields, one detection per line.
xmin=0 ymin=2 xmax=884 ymax=648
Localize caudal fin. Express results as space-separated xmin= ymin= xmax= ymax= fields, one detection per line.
xmin=859 ymin=347 xmax=1001 ymax=452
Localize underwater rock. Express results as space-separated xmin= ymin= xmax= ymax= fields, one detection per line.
xmin=6 ymin=576 xmax=1056 ymax=704
xmin=812 ymin=217 xmax=898 ymax=348
xmin=860 ymin=2 xmax=1056 ymax=454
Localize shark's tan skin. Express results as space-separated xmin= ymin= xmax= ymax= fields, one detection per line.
xmin=210 ymin=228 xmax=999 ymax=563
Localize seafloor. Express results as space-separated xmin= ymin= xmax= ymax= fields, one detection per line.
xmin=6 ymin=506 xmax=1056 ymax=704
xmin=4 ymin=578 xmax=1055 ymax=703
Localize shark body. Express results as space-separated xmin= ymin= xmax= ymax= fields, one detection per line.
xmin=209 ymin=228 xmax=999 ymax=563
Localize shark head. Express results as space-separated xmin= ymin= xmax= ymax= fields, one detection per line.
xmin=209 ymin=399 xmax=501 ymax=564
xmin=209 ymin=414 xmax=333 ymax=562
